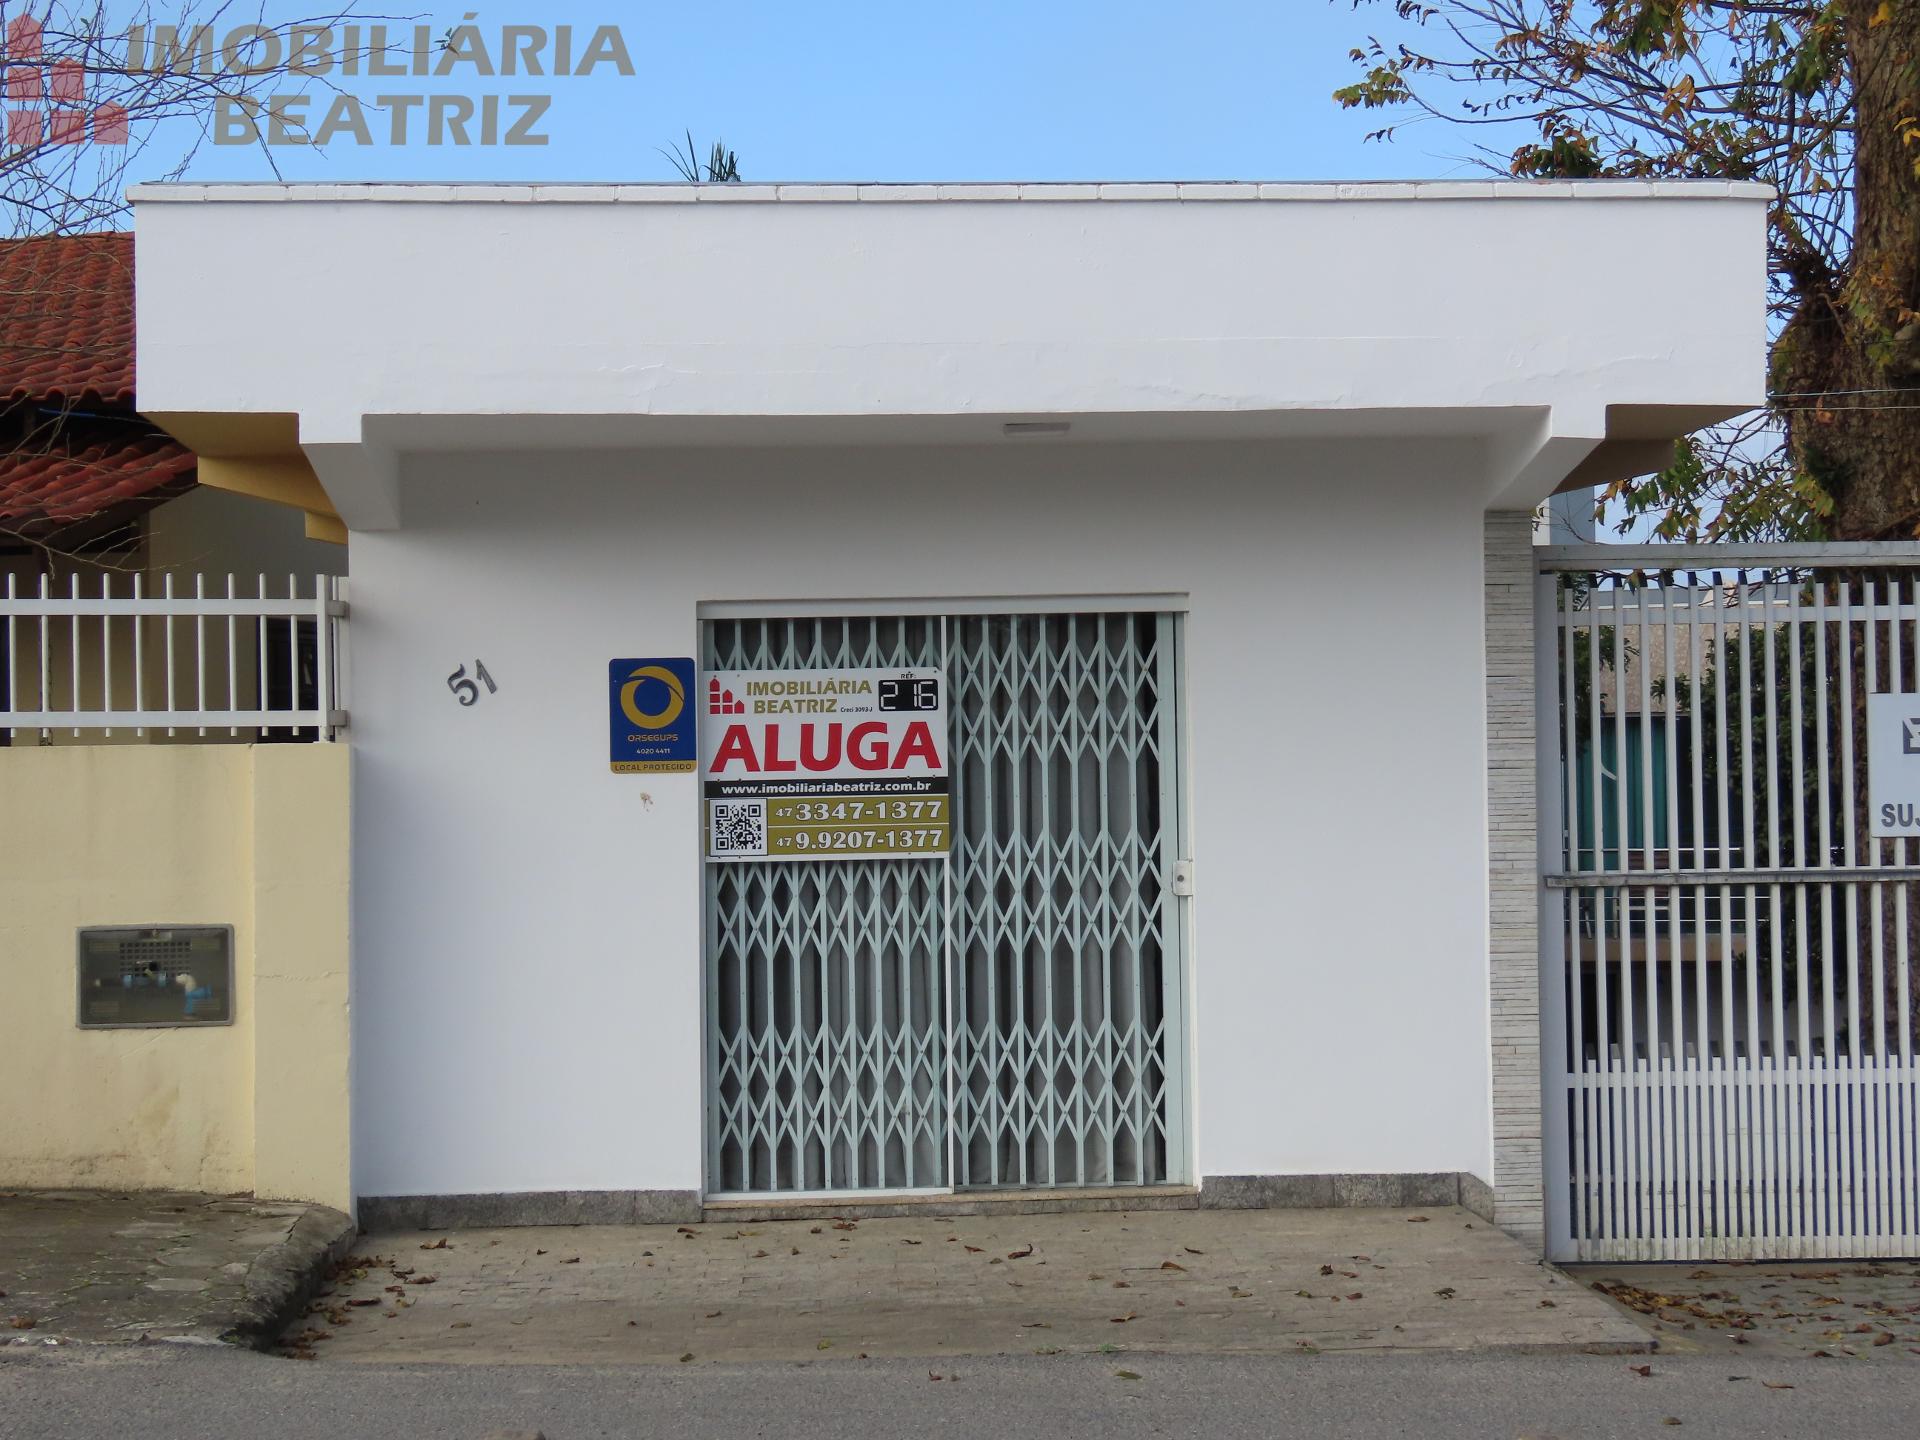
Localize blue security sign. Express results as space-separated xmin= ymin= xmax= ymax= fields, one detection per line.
xmin=609 ymin=657 xmax=696 ymax=773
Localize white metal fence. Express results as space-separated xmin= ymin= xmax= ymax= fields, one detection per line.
xmin=1540 ymin=544 xmax=1920 ymax=1262
xmin=0 ymin=572 xmax=347 ymax=742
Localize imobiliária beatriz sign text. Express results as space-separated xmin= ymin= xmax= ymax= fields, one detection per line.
xmin=699 ymin=669 xmax=950 ymax=861
xmin=0 ymin=15 xmax=637 ymax=155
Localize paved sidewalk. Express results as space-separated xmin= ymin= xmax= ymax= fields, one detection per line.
xmin=1577 ymin=1258 xmax=1920 ymax=1361
xmin=294 ymin=1205 xmax=1647 ymax=1364
xmin=1 ymin=1191 xmax=354 ymax=1347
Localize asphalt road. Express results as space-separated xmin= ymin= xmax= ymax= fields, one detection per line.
xmin=2 ymin=1344 xmax=1915 ymax=1439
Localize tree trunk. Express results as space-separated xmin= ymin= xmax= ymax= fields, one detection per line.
xmin=1776 ymin=2 xmax=1920 ymax=541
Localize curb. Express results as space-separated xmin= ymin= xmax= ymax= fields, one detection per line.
xmin=221 ymin=1204 xmax=358 ymax=1349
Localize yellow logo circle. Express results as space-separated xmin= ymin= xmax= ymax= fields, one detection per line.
xmin=620 ymin=665 xmax=685 ymax=729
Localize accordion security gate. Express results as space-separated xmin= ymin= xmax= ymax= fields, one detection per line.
xmin=1541 ymin=550 xmax=1920 ymax=1261
xmin=702 ymin=610 xmax=1187 ymax=1197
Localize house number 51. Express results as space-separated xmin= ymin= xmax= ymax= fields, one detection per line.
xmin=448 ymin=660 xmax=498 ymax=706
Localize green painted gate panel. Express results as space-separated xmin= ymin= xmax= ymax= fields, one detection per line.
xmin=1572 ymin=723 xmax=1671 ymax=870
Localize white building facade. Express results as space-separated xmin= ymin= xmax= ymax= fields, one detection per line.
xmin=130 ymin=180 xmax=1768 ymax=1245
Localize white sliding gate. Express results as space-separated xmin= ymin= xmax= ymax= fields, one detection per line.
xmin=702 ymin=607 xmax=1189 ymax=1198
xmin=1540 ymin=545 xmax=1920 ymax=1261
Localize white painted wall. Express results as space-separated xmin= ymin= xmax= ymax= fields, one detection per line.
xmin=349 ymin=438 xmax=1495 ymax=1197
xmin=132 ymin=183 xmax=1768 ymax=457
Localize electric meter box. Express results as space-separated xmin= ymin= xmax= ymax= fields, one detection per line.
xmin=76 ymin=926 xmax=234 ymax=1029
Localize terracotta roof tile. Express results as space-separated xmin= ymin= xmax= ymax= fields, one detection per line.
xmin=0 ymin=232 xmax=135 ymax=406
xmin=0 ymin=430 xmax=195 ymax=540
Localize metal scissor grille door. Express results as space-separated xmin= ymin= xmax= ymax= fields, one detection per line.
xmin=703 ymin=611 xmax=1186 ymax=1197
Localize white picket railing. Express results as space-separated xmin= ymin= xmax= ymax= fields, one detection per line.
xmin=0 ymin=571 xmax=347 ymax=741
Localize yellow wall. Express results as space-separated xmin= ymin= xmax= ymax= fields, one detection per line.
xmin=0 ymin=743 xmax=351 ymax=1208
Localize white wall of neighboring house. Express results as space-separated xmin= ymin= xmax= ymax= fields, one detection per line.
xmin=1537 ymin=489 xmax=1599 ymax=545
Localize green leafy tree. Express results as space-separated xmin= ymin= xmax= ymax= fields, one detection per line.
xmin=1335 ymin=2 xmax=1919 ymax=543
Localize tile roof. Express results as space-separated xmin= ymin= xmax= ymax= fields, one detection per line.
xmin=0 ymin=429 xmax=196 ymax=541
xmin=0 ymin=232 xmax=200 ymax=543
xmin=0 ymin=232 xmax=136 ymax=406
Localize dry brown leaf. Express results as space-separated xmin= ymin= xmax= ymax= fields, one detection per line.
xmin=1160 ymin=1261 xmax=1186 ymax=1272
xmin=1008 ymin=1244 xmax=1034 ymax=1259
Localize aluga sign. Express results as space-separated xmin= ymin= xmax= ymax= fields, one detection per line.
xmin=699 ymin=668 xmax=950 ymax=860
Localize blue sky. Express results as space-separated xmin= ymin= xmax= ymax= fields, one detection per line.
xmin=125 ymin=1 xmax=1506 ymax=186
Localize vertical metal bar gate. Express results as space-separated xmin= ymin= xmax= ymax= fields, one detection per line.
xmin=1540 ymin=546 xmax=1920 ymax=1261
xmin=703 ymin=609 xmax=1187 ymax=1197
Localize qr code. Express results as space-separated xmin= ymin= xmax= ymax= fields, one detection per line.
xmin=710 ymin=799 xmax=767 ymax=857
